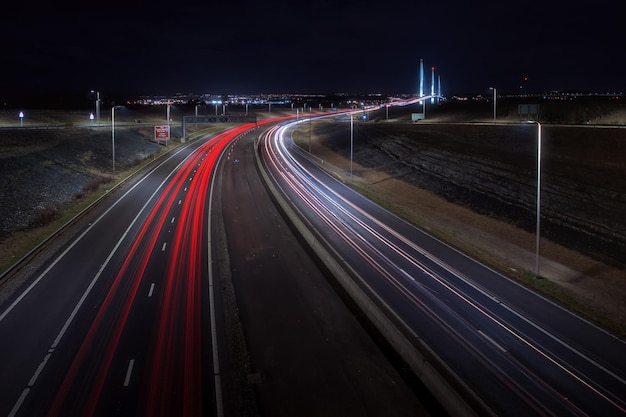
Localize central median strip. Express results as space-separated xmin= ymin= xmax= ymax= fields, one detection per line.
xmin=255 ymin=122 xmax=495 ymax=417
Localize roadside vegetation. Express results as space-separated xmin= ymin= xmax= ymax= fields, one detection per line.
xmin=0 ymin=107 xmax=227 ymax=277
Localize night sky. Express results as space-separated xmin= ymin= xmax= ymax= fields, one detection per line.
xmin=1 ymin=0 xmax=624 ymax=101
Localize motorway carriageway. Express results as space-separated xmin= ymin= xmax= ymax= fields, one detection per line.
xmin=0 ymin=119 xmax=288 ymax=417
xmin=259 ymin=119 xmax=626 ymax=417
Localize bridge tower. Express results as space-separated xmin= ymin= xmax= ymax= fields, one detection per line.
xmin=419 ymin=59 xmax=424 ymax=97
xmin=431 ymin=66 xmax=435 ymax=103
xmin=438 ymin=74 xmax=441 ymax=99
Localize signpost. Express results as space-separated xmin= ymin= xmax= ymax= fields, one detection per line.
xmin=154 ymin=125 xmax=170 ymax=145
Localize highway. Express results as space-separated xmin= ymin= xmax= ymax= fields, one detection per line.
xmin=0 ymin=126 xmax=253 ymax=417
xmin=259 ymin=117 xmax=626 ymax=417
xmin=0 ymin=114 xmax=434 ymax=417
xmin=1 ymin=111 xmax=624 ymax=417
xmin=211 ymin=128 xmax=434 ymax=416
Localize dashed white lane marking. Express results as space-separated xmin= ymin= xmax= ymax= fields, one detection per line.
xmin=124 ymin=359 xmax=135 ymax=387
xmin=148 ymin=283 xmax=155 ymax=297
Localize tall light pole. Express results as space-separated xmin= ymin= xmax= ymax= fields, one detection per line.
xmin=489 ymin=87 xmax=497 ymax=121
xmin=350 ymin=110 xmax=354 ymax=178
xmin=19 ymin=111 xmax=24 ymax=127
xmin=527 ymin=120 xmax=542 ymax=278
xmin=111 ymin=106 xmax=122 ymax=173
xmin=91 ymin=90 xmax=101 ymax=126
xmin=166 ymin=101 xmax=171 ymax=133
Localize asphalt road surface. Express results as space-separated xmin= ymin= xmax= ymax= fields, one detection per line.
xmin=259 ymin=118 xmax=626 ymax=417
xmin=0 ymin=129 xmax=238 ymax=417
xmin=2 ymin=112 xmax=624 ymax=417
xmin=212 ymin=126 xmax=437 ymax=416
xmin=0 ymin=119 xmax=439 ymax=417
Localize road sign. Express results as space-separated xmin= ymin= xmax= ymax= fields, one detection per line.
xmin=154 ymin=125 xmax=170 ymax=141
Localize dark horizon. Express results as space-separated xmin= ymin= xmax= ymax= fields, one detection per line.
xmin=2 ymin=0 xmax=624 ymax=103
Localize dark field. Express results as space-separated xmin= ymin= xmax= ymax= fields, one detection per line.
xmin=0 ymin=126 xmax=164 ymax=238
xmin=318 ymin=120 xmax=626 ymax=265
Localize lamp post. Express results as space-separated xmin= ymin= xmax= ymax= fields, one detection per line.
xmin=527 ymin=120 xmax=542 ymax=278
xmin=350 ymin=110 xmax=354 ymax=178
xmin=91 ymin=90 xmax=101 ymax=126
xmin=489 ymin=87 xmax=497 ymax=121
xmin=166 ymin=102 xmax=171 ymax=132
xmin=111 ymin=106 xmax=122 ymax=173
xmin=18 ymin=111 xmax=24 ymax=127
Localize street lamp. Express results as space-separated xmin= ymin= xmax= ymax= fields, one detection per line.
xmin=18 ymin=111 xmax=24 ymax=127
xmin=526 ymin=120 xmax=542 ymax=278
xmin=111 ymin=106 xmax=122 ymax=173
xmin=91 ymin=90 xmax=101 ymax=126
xmin=166 ymin=101 xmax=171 ymax=132
xmin=350 ymin=110 xmax=354 ymax=178
xmin=489 ymin=87 xmax=497 ymax=121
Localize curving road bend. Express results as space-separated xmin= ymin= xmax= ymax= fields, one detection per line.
xmin=0 ymin=114 xmax=433 ymax=417
xmin=0 ymin=126 xmax=253 ymax=417
xmin=1 ymin=112 xmax=624 ymax=417
xmin=259 ymin=118 xmax=626 ymax=417
xmin=211 ymin=123 xmax=440 ymax=416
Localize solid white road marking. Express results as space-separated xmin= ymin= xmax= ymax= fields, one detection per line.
xmin=2 ymin=141 xmax=199 ymax=417
xmin=28 ymin=353 xmax=51 ymax=386
xmin=8 ymin=389 xmax=30 ymax=417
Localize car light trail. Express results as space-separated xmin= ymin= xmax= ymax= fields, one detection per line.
xmin=259 ymin=119 xmax=626 ymax=417
xmin=42 ymin=124 xmax=268 ymax=417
